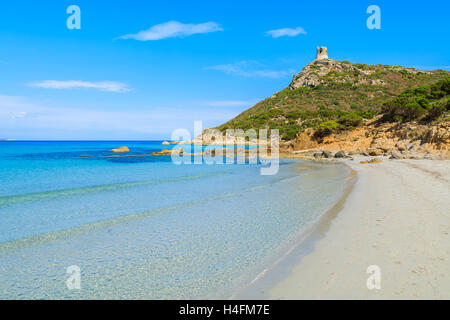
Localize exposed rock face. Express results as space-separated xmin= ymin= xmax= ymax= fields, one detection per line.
xmin=180 ymin=128 xmax=269 ymax=146
xmin=390 ymin=151 xmax=405 ymax=160
xmin=289 ymin=57 xmax=387 ymax=90
xmin=289 ymin=117 xmax=450 ymax=160
xmin=112 ymin=146 xmax=129 ymax=153
xmin=287 ymin=48 xmax=428 ymax=91
xmin=162 ymin=141 xmax=170 ymax=145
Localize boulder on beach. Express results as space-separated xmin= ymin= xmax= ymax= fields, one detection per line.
xmin=322 ymin=150 xmax=333 ymax=158
xmin=360 ymin=158 xmax=382 ymax=164
xmin=368 ymin=148 xmax=383 ymax=156
xmin=314 ymin=152 xmax=323 ymax=158
xmin=390 ymin=151 xmax=404 ymax=160
xmin=334 ymin=150 xmax=347 ymax=158
xmin=112 ymin=146 xmax=130 ymax=153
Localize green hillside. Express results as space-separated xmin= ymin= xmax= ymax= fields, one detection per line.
xmin=217 ymin=58 xmax=450 ymax=140
xmin=381 ymin=77 xmax=449 ymax=122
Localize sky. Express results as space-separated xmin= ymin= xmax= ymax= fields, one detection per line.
xmin=0 ymin=0 xmax=449 ymax=140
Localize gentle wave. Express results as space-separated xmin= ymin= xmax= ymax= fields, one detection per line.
xmin=0 ymin=171 xmax=229 ymax=207
xmin=0 ymin=183 xmax=270 ymax=253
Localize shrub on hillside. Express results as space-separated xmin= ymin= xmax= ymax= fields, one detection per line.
xmin=381 ymin=77 xmax=450 ymax=122
xmin=281 ymin=124 xmax=302 ymax=140
xmin=314 ymin=120 xmax=341 ymax=138
xmin=426 ymin=103 xmax=446 ymax=121
xmin=338 ymin=113 xmax=363 ymax=128
xmin=286 ymin=110 xmax=302 ymax=119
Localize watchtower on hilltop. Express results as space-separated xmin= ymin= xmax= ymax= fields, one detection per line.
xmin=316 ymin=46 xmax=328 ymax=60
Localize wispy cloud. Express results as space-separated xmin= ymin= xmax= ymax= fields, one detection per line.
xmin=27 ymin=80 xmax=131 ymax=93
xmin=117 ymin=21 xmax=223 ymax=41
xmin=11 ymin=111 xmax=27 ymax=119
xmin=0 ymin=95 xmax=32 ymax=120
xmin=206 ymin=61 xmax=296 ymax=79
xmin=265 ymin=27 xmax=307 ymax=38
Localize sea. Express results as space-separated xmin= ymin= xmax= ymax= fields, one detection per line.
xmin=0 ymin=141 xmax=351 ymax=299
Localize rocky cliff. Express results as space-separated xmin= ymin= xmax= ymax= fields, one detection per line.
xmin=287 ymin=116 xmax=450 ymax=160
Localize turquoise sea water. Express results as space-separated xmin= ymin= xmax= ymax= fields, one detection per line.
xmin=0 ymin=141 xmax=350 ymax=299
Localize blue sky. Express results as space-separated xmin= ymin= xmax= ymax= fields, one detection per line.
xmin=0 ymin=0 xmax=449 ymax=139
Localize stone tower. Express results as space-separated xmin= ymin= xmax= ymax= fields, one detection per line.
xmin=316 ymin=46 xmax=328 ymax=60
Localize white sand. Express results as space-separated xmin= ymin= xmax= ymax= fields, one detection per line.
xmin=270 ymin=158 xmax=450 ymax=299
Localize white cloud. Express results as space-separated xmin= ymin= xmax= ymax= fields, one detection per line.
xmin=206 ymin=61 xmax=296 ymax=79
xmin=27 ymin=80 xmax=131 ymax=93
xmin=117 ymin=21 xmax=223 ymax=41
xmin=265 ymin=27 xmax=307 ymax=38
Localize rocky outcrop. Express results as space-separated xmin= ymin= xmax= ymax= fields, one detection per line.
xmin=162 ymin=141 xmax=170 ymax=145
xmin=178 ymin=128 xmax=269 ymax=146
xmin=390 ymin=151 xmax=405 ymax=160
xmin=288 ymin=118 xmax=450 ymax=160
xmin=289 ymin=54 xmax=390 ymax=90
xmin=334 ymin=150 xmax=347 ymax=158
xmin=112 ymin=146 xmax=129 ymax=153
xmin=150 ymin=148 xmax=183 ymax=156
xmin=314 ymin=152 xmax=323 ymax=158
xmin=360 ymin=158 xmax=382 ymax=164
xmin=322 ymin=150 xmax=333 ymax=158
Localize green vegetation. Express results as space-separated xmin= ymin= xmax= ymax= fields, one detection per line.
xmin=217 ymin=60 xmax=450 ymax=140
xmin=315 ymin=120 xmax=341 ymax=138
xmin=337 ymin=112 xmax=363 ymax=128
xmin=381 ymin=77 xmax=450 ymax=122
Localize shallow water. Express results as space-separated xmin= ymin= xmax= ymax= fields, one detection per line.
xmin=0 ymin=141 xmax=350 ymax=299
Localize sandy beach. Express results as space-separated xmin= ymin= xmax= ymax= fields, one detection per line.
xmin=270 ymin=158 xmax=450 ymax=299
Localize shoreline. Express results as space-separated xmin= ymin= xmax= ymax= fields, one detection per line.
xmin=230 ymin=160 xmax=357 ymax=299
xmin=268 ymin=157 xmax=450 ymax=299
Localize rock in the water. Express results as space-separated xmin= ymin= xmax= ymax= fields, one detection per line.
xmin=334 ymin=150 xmax=346 ymax=158
xmin=151 ymin=148 xmax=183 ymax=156
xmin=112 ymin=146 xmax=129 ymax=153
xmin=162 ymin=141 xmax=170 ymax=145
